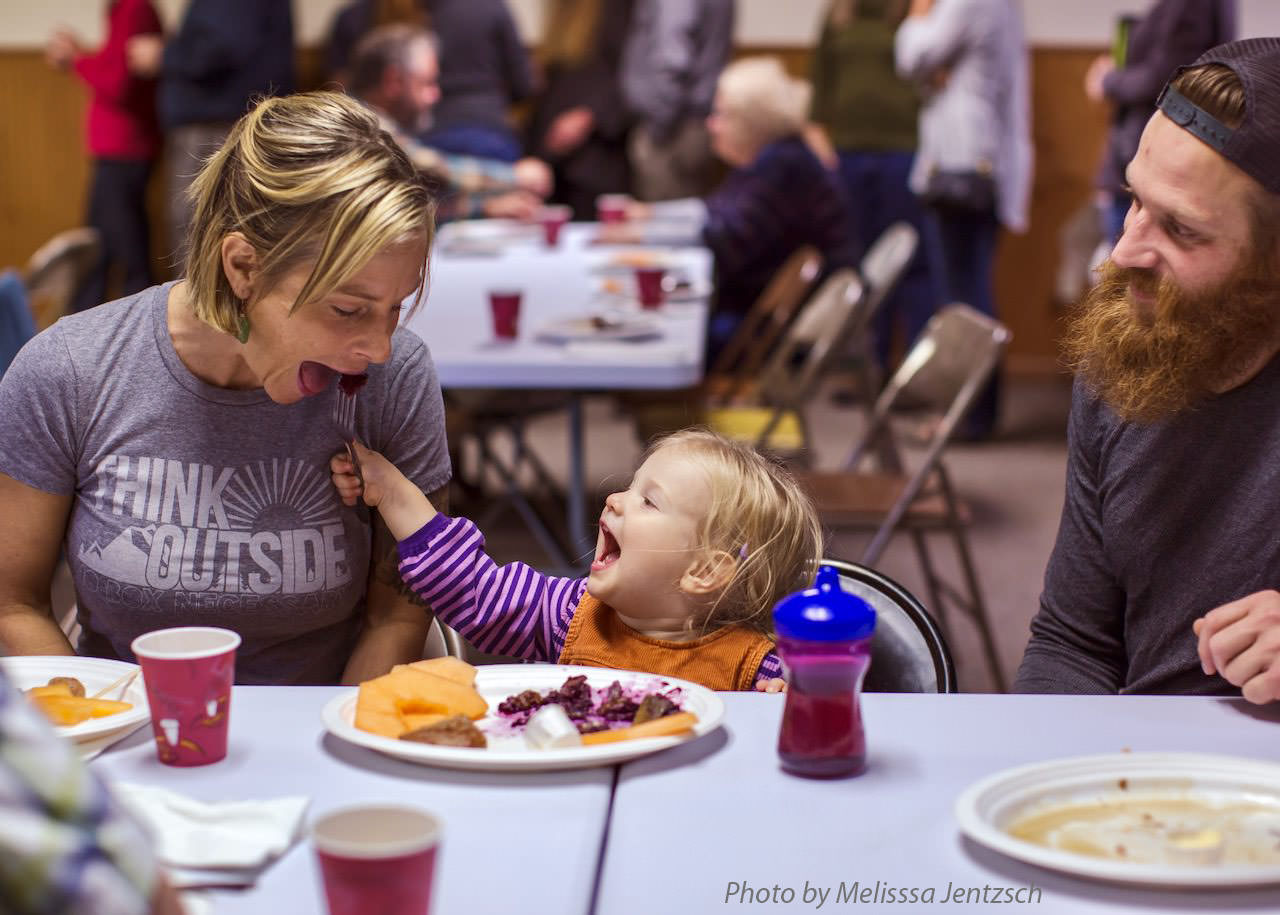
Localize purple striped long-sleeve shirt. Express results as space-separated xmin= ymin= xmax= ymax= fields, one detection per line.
xmin=397 ymin=514 xmax=783 ymax=686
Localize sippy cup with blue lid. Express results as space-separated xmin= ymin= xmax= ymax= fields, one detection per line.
xmin=772 ymin=564 xmax=876 ymax=778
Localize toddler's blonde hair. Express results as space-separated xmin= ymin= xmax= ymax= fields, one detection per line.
xmin=647 ymin=429 xmax=825 ymax=637
xmin=184 ymin=90 xmax=436 ymax=336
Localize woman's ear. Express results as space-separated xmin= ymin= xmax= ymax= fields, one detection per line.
xmin=680 ymin=550 xmax=737 ymax=596
xmin=220 ymin=233 xmax=259 ymax=301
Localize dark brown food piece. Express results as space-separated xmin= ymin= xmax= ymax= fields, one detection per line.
xmin=338 ymin=373 xmax=368 ymax=396
xmin=498 ymin=689 xmax=545 ymax=715
xmin=400 ymin=714 xmax=486 ymax=748
xmin=633 ymin=694 xmax=678 ymax=725
xmin=48 ymin=677 xmax=86 ymax=697
xmin=597 ymin=682 xmax=638 ymax=721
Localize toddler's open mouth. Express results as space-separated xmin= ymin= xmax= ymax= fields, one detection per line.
xmin=591 ymin=522 xmax=621 ymax=572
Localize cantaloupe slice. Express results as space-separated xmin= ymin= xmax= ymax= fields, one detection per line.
xmin=354 ymin=665 xmax=489 ymax=738
xmin=405 ymin=656 xmax=476 ymax=686
xmin=400 ymin=712 xmax=448 ymax=732
xmin=30 ymin=695 xmax=132 ymax=726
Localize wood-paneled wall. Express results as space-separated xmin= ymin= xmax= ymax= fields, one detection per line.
xmin=0 ymin=46 xmax=1108 ymax=372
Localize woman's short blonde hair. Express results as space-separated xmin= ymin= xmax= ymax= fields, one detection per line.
xmin=648 ymin=428 xmax=825 ymax=637
xmin=185 ymin=90 xmax=437 ymax=335
xmin=716 ymin=56 xmax=813 ymax=148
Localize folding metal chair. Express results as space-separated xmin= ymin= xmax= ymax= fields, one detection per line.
xmin=701 ymin=268 xmax=868 ymax=461
xmin=845 ymin=221 xmax=920 ymax=403
xmin=797 ymin=304 xmax=1011 ymax=690
xmin=22 ymin=227 xmax=101 ymax=327
xmin=706 ymin=245 xmax=823 ymax=402
xmin=823 ymin=557 xmax=956 ymax=693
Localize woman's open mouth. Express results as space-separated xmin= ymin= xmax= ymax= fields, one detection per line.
xmin=298 ymin=361 xmax=338 ymax=396
xmin=591 ymin=523 xmax=621 ymax=572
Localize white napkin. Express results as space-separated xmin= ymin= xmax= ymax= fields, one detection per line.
xmin=111 ymin=783 xmax=309 ymax=887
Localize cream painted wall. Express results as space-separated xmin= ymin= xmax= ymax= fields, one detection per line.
xmin=3 ymin=0 xmax=1279 ymax=49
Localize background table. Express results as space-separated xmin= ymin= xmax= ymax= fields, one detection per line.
xmin=92 ymin=686 xmax=613 ymax=915
xmin=401 ymin=221 xmax=713 ymax=566
xmin=597 ymin=693 xmax=1280 ymax=914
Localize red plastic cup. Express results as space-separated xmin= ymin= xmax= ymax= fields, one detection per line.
xmin=131 ymin=626 xmax=240 ymax=767
xmin=313 ymin=805 xmax=442 ymax=915
xmin=538 ymin=204 xmax=571 ymax=246
xmin=596 ymin=193 xmax=629 ymax=224
xmin=488 ymin=290 xmax=521 ymax=340
xmin=634 ymin=267 xmax=666 ymax=309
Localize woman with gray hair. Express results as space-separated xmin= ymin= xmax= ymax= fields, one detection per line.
xmin=639 ymin=56 xmax=857 ymax=359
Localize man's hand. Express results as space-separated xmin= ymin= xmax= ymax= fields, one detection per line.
xmin=482 ymin=190 xmax=541 ymax=221
xmin=126 ymin=34 xmax=165 ymax=77
xmin=544 ymin=107 xmax=595 ymax=157
xmin=513 ymin=158 xmax=553 ymax=198
xmin=1194 ymin=590 xmax=1280 ymax=704
xmin=45 ymin=30 xmax=81 ymax=70
xmin=1085 ymin=54 xmax=1115 ymax=103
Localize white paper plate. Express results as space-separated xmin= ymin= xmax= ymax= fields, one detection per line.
xmin=322 ymin=663 xmax=724 ymax=772
xmin=1 ymin=656 xmax=150 ymax=743
xmin=955 ymin=752 xmax=1280 ymax=888
xmin=534 ymin=314 xmax=662 ymax=344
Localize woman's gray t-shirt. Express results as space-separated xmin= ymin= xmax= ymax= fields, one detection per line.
xmin=0 ymin=283 xmax=450 ymax=684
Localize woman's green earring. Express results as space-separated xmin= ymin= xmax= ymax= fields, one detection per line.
xmin=235 ymin=310 xmax=250 ymax=344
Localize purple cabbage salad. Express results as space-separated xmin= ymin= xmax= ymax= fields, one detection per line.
xmin=494 ymin=675 xmax=685 ymax=736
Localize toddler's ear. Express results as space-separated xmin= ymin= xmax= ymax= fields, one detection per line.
xmin=679 ymin=549 xmax=737 ymax=596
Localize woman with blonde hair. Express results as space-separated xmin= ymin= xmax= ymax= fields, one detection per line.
xmin=642 ymin=56 xmax=858 ymax=358
xmin=0 ymin=92 xmax=452 ymax=685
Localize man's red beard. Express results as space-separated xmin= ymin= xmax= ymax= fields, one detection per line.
xmin=1064 ymin=257 xmax=1280 ymax=423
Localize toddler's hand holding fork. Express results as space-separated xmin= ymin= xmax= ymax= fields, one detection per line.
xmin=331 ymin=441 xmax=437 ymax=541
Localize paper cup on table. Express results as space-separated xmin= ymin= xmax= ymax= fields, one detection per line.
xmin=488 ymin=290 xmax=522 ymax=340
xmin=596 ymin=193 xmax=629 ymax=224
xmin=634 ymin=267 xmax=666 ymax=309
xmin=313 ymin=805 xmax=441 ymax=915
xmin=538 ymin=204 xmax=571 ymax=246
xmin=131 ymin=626 xmax=240 ymax=767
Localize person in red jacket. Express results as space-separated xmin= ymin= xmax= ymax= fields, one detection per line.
xmin=46 ymin=0 xmax=163 ymax=313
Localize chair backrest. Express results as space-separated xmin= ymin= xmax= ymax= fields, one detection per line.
xmin=848 ymin=303 xmax=1012 ymax=470
xmin=709 ymin=245 xmax=822 ymax=386
xmin=860 ymin=221 xmax=919 ymax=316
xmin=757 ymin=268 xmax=867 ymax=406
xmin=22 ymin=228 xmax=101 ymax=327
xmin=0 ymin=269 xmax=37 ymax=379
xmin=821 ymin=557 xmax=956 ymax=693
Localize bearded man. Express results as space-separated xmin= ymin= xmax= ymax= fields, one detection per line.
xmin=1014 ymin=39 xmax=1280 ymax=702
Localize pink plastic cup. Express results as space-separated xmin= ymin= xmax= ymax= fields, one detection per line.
xmin=488 ymin=290 xmax=522 ymax=340
xmin=538 ymin=204 xmax=571 ymax=246
xmin=634 ymin=267 xmax=666 ymax=309
xmin=131 ymin=626 xmax=240 ymax=767
xmin=314 ymin=805 xmax=442 ymax=915
xmin=596 ymin=193 xmax=629 ymax=224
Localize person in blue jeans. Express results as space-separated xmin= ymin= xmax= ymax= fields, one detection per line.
xmin=811 ymin=0 xmax=942 ymax=374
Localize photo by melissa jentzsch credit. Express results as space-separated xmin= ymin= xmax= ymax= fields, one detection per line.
xmin=722 ymin=880 xmax=1043 ymax=907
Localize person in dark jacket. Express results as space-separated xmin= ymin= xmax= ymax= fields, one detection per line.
xmin=526 ymin=0 xmax=636 ymax=221
xmin=126 ymin=0 xmax=295 ymax=261
xmin=1086 ymin=0 xmax=1236 ymax=242
xmin=327 ymin=0 xmax=533 ymax=162
xmin=636 ymin=57 xmax=856 ymax=360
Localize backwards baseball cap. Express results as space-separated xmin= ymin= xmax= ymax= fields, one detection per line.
xmin=1156 ymin=37 xmax=1280 ymax=195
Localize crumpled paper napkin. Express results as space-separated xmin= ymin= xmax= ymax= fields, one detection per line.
xmin=111 ymin=783 xmax=309 ymax=888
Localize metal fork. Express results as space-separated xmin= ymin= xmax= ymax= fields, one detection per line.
xmin=331 ymin=386 xmax=363 ymax=488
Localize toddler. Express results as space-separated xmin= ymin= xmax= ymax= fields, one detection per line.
xmin=331 ymin=429 xmax=823 ymax=691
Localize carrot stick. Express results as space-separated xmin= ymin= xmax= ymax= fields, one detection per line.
xmin=580 ymin=712 xmax=698 ymax=745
